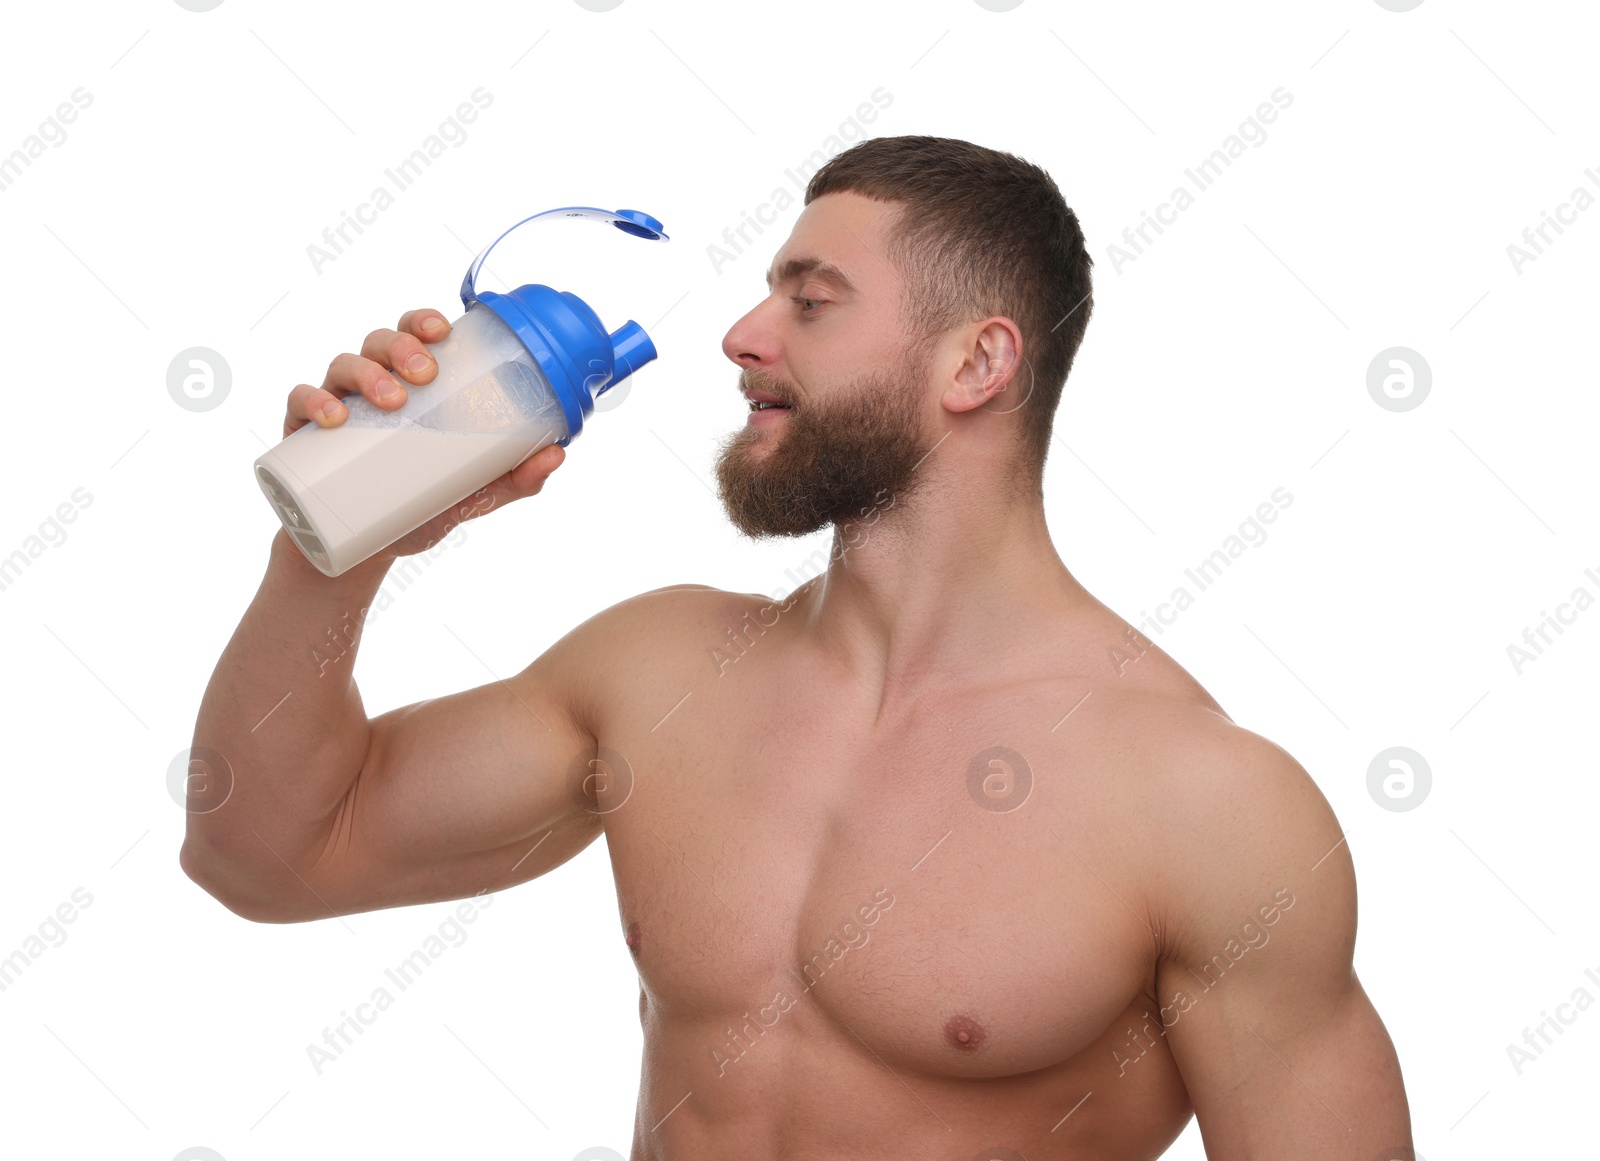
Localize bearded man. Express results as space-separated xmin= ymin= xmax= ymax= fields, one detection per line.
xmin=186 ymin=134 xmax=1413 ymax=1160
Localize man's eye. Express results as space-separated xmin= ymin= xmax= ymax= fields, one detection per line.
xmin=792 ymin=296 xmax=822 ymax=313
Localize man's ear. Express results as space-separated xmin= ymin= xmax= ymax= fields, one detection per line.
xmin=941 ymin=317 xmax=1024 ymax=415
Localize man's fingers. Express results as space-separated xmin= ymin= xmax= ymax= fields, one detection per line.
xmin=397 ymin=308 xmax=451 ymax=341
xmin=510 ymin=443 xmax=566 ymax=493
xmin=359 ymin=327 xmax=438 ymax=386
xmin=284 ymin=309 xmax=452 ymax=438
xmin=455 ymin=447 xmax=565 ymax=524
xmin=322 ymin=351 xmax=408 ymax=411
xmin=285 ymin=382 xmax=347 ymax=435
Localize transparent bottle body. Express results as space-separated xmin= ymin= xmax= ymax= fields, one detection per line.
xmin=253 ymin=302 xmax=568 ymax=577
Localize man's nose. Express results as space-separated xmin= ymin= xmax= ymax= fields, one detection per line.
xmin=722 ymin=301 xmax=777 ymax=368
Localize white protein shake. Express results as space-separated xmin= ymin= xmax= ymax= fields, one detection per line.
xmin=257 ymin=355 xmax=567 ymax=576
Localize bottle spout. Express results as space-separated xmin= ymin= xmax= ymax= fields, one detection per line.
xmin=606 ymin=320 xmax=656 ymax=390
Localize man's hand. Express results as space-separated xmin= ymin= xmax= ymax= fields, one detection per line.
xmin=280 ymin=307 xmax=567 ymax=561
xmin=1152 ymin=727 xmax=1413 ymax=1159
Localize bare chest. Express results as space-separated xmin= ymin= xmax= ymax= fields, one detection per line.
xmin=594 ymin=666 xmax=1162 ymax=1082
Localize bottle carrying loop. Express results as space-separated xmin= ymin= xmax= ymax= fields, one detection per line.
xmin=460 ymin=206 xmax=669 ymax=308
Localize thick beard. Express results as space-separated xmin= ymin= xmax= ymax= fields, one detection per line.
xmin=713 ymin=364 xmax=934 ymax=539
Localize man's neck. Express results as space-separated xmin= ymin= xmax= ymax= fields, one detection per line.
xmin=790 ymin=483 xmax=1095 ymax=699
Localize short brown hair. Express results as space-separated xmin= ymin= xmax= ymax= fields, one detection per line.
xmin=806 ymin=135 xmax=1094 ymax=489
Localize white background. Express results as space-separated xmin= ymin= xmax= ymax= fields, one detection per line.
xmin=0 ymin=1 xmax=1595 ymax=1158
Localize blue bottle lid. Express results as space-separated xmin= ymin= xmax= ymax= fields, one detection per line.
xmin=460 ymin=207 xmax=669 ymax=445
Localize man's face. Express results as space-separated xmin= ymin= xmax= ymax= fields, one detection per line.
xmin=714 ymin=192 xmax=938 ymax=539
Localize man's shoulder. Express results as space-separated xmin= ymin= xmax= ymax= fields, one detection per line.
xmin=1132 ymin=698 xmax=1317 ymax=807
xmin=1077 ymin=683 xmax=1313 ymax=802
xmin=540 ymin=583 xmax=785 ymax=724
xmin=581 ymin=582 xmax=777 ymax=638
xmin=552 ymin=582 xmax=762 ymax=661
xmin=1099 ymin=696 xmax=1351 ymax=954
xmin=544 ymin=578 xmax=780 ymax=687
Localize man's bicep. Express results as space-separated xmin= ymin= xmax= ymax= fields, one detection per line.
xmin=280 ymin=582 xmax=726 ymax=922
xmin=1162 ymin=961 xmax=1410 ymax=1158
xmin=291 ymin=647 xmax=604 ymax=921
xmin=1153 ymin=736 xmax=1412 ymax=1157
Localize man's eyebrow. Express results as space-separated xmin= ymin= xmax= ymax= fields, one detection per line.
xmin=764 ymin=257 xmax=857 ymax=293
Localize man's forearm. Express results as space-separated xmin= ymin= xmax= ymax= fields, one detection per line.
xmin=181 ymin=529 xmax=395 ymax=913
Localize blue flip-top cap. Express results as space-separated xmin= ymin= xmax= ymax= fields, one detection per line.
xmin=459 ymin=206 xmax=669 ymax=445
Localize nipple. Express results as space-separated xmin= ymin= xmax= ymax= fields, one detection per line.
xmin=625 ymin=919 xmax=641 ymax=958
xmin=945 ymin=1013 xmax=986 ymax=1051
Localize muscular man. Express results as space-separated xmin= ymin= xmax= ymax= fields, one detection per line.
xmin=183 ymin=135 xmax=1413 ymax=1159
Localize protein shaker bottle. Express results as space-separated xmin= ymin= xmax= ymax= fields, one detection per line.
xmin=254 ymin=205 xmax=669 ymax=577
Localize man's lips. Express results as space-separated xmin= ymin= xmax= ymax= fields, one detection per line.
xmin=743 ymin=388 xmax=791 ymax=406
xmin=745 ymin=389 xmax=793 ymax=425
xmin=744 ymin=388 xmax=794 ymax=424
